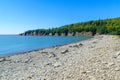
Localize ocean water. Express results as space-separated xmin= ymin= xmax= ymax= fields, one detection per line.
xmin=0 ymin=35 xmax=90 ymax=56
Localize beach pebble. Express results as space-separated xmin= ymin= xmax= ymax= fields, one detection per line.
xmin=53 ymin=62 xmax=62 ymax=67
xmin=102 ymin=62 xmax=108 ymax=64
xmin=46 ymin=63 xmax=52 ymax=65
xmin=79 ymin=43 xmax=83 ymax=46
xmin=61 ymin=50 xmax=69 ymax=54
xmin=73 ymin=45 xmax=79 ymax=48
xmin=114 ymin=67 xmax=120 ymax=71
xmin=108 ymin=62 xmax=115 ymax=66
xmin=49 ymin=53 xmax=56 ymax=58
xmin=114 ymin=51 xmax=120 ymax=58
xmin=81 ymin=71 xmax=86 ymax=74
xmin=69 ymin=45 xmax=73 ymax=47
xmin=24 ymin=59 xmax=32 ymax=63
xmin=14 ymin=60 xmax=20 ymax=63
xmin=86 ymin=71 xmax=91 ymax=74
xmin=89 ymin=76 xmax=97 ymax=80
xmin=41 ymin=51 xmax=48 ymax=54
xmin=0 ymin=57 xmax=6 ymax=62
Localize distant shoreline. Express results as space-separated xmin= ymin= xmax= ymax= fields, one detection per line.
xmin=20 ymin=17 xmax=120 ymax=37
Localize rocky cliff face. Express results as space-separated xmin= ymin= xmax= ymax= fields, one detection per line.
xmin=75 ymin=32 xmax=93 ymax=36
xmin=20 ymin=32 xmax=93 ymax=36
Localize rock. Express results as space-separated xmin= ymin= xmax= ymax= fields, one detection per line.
xmin=50 ymin=53 xmax=56 ymax=58
xmin=46 ymin=63 xmax=52 ymax=66
xmin=69 ymin=45 xmax=73 ymax=47
xmin=117 ymin=55 xmax=120 ymax=59
xmin=61 ymin=50 xmax=69 ymax=54
xmin=92 ymin=41 xmax=97 ymax=44
xmin=86 ymin=71 xmax=91 ymax=74
xmin=53 ymin=62 xmax=61 ymax=67
xmin=114 ymin=51 xmax=120 ymax=58
xmin=102 ymin=62 xmax=108 ymax=64
xmin=89 ymin=76 xmax=97 ymax=80
xmin=0 ymin=57 xmax=6 ymax=62
xmin=116 ymin=51 xmax=120 ymax=56
xmin=69 ymin=44 xmax=83 ymax=48
xmin=73 ymin=45 xmax=79 ymax=48
xmin=75 ymin=32 xmax=93 ymax=36
xmin=117 ymin=59 xmax=120 ymax=62
xmin=108 ymin=62 xmax=115 ymax=66
xmin=78 ymin=78 xmax=84 ymax=80
xmin=14 ymin=60 xmax=20 ymax=63
xmin=79 ymin=43 xmax=83 ymax=46
xmin=55 ymin=58 xmax=59 ymax=60
xmin=67 ymin=32 xmax=75 ymax=36
xmin=27 ymin=76 xmax=32 ymax=79
xmin=41 ymin=51 xmax=48 ymax=54
xmin=24 ymin=59 xmax=32 ymax=63
xmin=114 ymin=67 xmax=120 ymax=71
xmin=81 ymin=71 xmax=86 ymax=74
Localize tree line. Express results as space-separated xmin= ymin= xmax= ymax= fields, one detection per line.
xmin=20 ymin=17 xmax=120 ymax=36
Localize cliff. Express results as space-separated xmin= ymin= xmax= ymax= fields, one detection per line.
xmin=20 ymin=32 xmax=93 ymax=36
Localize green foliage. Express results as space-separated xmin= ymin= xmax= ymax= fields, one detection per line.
xmin=23 ymin=17 xmax=120 ymax=36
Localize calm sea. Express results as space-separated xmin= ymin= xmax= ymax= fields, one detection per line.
xmin=0 ymin=35 xmax=89 ymax=56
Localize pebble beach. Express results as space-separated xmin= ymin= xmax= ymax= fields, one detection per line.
xmin=0 ymin=35 xmax=120 ymax=80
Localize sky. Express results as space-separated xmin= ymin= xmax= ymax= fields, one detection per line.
xmin=0 ymin=0 xmax=120 ymax=34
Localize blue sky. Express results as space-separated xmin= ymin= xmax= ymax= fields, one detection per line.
xmin=0 ymin=0 xmax=120 ymax=34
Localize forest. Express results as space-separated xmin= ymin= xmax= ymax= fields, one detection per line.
xmin=20 ymin=17 xmax=120 ymax=36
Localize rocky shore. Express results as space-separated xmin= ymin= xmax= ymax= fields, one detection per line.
xmin=0 ymin=35 xmax=120 ymax=80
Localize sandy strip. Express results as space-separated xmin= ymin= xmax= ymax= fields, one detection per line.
xmin=0 ymin=35 xmax=120 ymax=80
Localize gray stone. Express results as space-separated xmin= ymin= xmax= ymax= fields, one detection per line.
xmin=115 ymin=51 xmax=120 ymax=58
xmin=61 ymin=50 xmax=69 ymax=54
xmin=102 ymin=62 xmax=108 ymax=64
xmin=79 ymin=43 xmax=83 ymax=46
xmin=53 ymin=62 xmax=61 ymax=67
xmin=41 ymin=51 xmax=48 ymax=54
xmin=46 ymin=63 xmax=52 ymax=66
xmin=86 ymin=71 xmax=91 ymax=74
xmin=24 ymin=59 xmax=32 ymax=63
xmin=49 ymin=53 xmax=56 ymax=58
xmin=73 ymin=45 xmax=79 ymax=48
xmin=0 ymin=57 xmax=6 ymax=62
xmin=108 ymin=62 xmax=115 ymax=66
xmin=114 ymin=67 xmax=120 ymax=71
